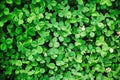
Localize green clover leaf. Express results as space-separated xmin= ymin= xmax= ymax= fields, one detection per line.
xmin=47 ymin=63 xmax=56 ymax=69
xmin=6 ymin=38 xmax=13 ymax=44
xmin=15 ymin=60 xmax=22 ymax=66
xmin=56 ymin=61 xmax=65 ymax=66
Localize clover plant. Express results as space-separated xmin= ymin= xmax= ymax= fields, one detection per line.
xmin=0 ymin=0 xmax=120 ymax=80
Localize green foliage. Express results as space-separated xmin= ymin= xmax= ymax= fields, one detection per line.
xmin=0 ymin=0 xmax=120 ymax=80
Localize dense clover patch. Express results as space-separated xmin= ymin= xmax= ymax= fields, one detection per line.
xmin=0 ymin=0 xmax=120 ymax=80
